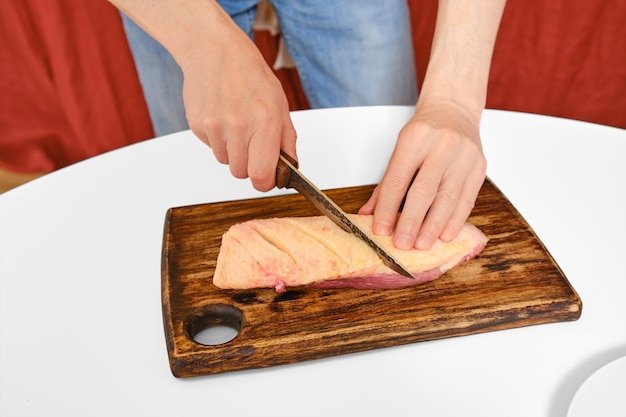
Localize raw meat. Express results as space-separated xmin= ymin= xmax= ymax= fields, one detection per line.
xmin=213 ymin=215 xmax=488 ymax=293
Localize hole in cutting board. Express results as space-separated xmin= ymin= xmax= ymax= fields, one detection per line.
xmin=194 ymin=325 xmax=239 ymax=345
xmin=186 ymin=304 xmax=243 ymax=346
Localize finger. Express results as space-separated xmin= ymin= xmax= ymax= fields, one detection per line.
xmin=412 ymin=169 xmax=465 ymax=250
xmin=358 ymin=185 xmax=381 ymax=215
xmin=189 ymin=123 xmax=226 ymax=165
xmin=440 ymin=164 xmax=486 ymax=241
xmin=189 ymin=114 xmax=232 ymax=165
xmin=248 ymin=138 xmax=280 ymax=192
xmin=373 ymin=170 xmax=415 ymax=236
xmin=372 ymin=147 xmax=422 ymax=236
xmin=280 ymin=112 xmax=298 ymax=163
xmin=391 ymin=161 xmax=445 ymax=249
xmin=189 ymin=124 xmax=210 ymax=150
xmin=247 ymin=123 xmax=283 ymax=192
xmin=209 ymin=137 xmax=229 ymax=165
xmin=225 ymin=129 xmax=250 ymax=180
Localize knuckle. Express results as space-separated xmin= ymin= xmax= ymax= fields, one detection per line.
xmin=222 ymin=112 xmax=247 ymax=133
xmin=437 ymin=189 xmax=459 ymax=205
xmin=214 ymin=153 xmax=229 ymax=165
xmin=412 ymin=179 xmax=437 ymax=198
xmin=190 ymin=112 xmax=217 ymax=132
xmin=400 ymin=120 xmax=434 ymax=138
xmin=458 ymin=197 xmax=476 ymax=214
xmin=188 ymin=120 xmax=208 ymax=141
xmin=382 ymin=173 xmax=412 ymax=193
xmin=250 ymin=175 xmax=274 ymax=192
xmin=248 ymin=167 xmax=274 ymax=191
xmin=285 ymin=125 xmax=297 ymax=142
xmin=401 ymin=215 xmax=422 ymax=233
xmin=473 ymin=155 xmax=487 ymax=173
xmin=229 ymin=162 xmax=248 ymax=179
xmin=247 ymin=168 xmax=264 ymax=183
xmin=209 ymin=144 xmax=229 ymax=165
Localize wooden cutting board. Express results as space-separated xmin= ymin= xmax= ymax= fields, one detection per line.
xmin=161 ymin=179 xmax=581 ymax=378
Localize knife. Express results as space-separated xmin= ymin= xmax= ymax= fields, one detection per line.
xmin=275 ymin=151 xmax=415 ymax=279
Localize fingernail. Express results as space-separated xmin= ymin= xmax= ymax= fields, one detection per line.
xmin=394 ymin=233 xmax=413 ymax=250
xmin=373 ymin=221 xmax=393 ymax=236
xmin=415 ymin=234 xmax=433 ymax=250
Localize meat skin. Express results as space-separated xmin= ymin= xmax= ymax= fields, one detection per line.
xmin=213 ymin=215 xmax=488 ymax=293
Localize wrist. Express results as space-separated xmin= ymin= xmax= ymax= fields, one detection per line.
xmin=417 ymin=0 xmax=506 ymax=125
xmin=417 ymin=81 xmax=486 ymax=128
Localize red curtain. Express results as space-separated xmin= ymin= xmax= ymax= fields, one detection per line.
xmin=0 ymin=1 xmax=153 ymax=174
xmin=1 ymin=0 xmax=624 ymax=176
xmin=409 ymin=0 xmax=626 ymax=129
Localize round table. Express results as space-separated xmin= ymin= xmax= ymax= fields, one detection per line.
xmin=1 ymin=106 xmax=625 ymax=416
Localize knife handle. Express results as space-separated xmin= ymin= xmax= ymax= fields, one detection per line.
xmin=275 ymin=151 xmax=298 ymax=189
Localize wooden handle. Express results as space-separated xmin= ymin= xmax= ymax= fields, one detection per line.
xmin=275 ymin=151 xmax=298 ymax=189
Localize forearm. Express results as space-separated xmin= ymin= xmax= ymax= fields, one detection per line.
xmin=419 ymin=0 xmax=507 ymax=123
xmin=108 ymin=0 xmax=238 ymax=69
xmin=109 ymin=0 xmax=296 ymax=192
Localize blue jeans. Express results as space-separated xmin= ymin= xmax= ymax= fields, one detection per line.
xmin=122 ymin=1 xmax=417 ymax=136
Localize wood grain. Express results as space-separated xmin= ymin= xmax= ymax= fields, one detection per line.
xmin=161 ymin=180 xmax=581 ymax=378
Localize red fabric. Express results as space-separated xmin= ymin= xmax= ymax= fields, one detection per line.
xmin=0 ymin=0 xmax=153 ymax=174
xmin=2 ymin=1 xmax=623 ymax=176
xmin=409 ymin=0 xmax=626 ymax=129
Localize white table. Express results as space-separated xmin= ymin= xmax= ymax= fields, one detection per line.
xmin=1 ymin=106 xmax=625 ymax=416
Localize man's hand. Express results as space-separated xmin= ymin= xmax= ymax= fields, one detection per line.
xmin=359 ymin=0 xmax=505 ymax=250
xmin=181 ymin=3 xmax=296 ymax=191
xmin=359 ymin=100 xmax=486 ymax=250
xmin=179 ymin=17 xmax=297 ymax=191
xmin=109 ymin=0 xmax=298 ymax=191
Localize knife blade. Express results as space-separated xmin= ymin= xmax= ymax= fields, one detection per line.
xmin=276 ymin=151 xmax=415 ymax=279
